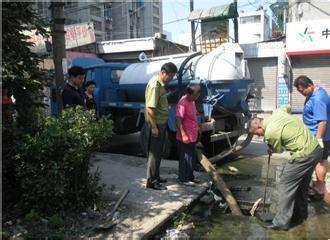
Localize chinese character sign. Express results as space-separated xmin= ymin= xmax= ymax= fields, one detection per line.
xmin=286 ymin=19 xmax=330 ymax=55
xmin=65 ymin=22 xmax=96 ymax=49
xmin=24 ymin=22 xmax=96 ymax=53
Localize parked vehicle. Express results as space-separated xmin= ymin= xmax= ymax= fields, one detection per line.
xmin=59 ymin=43 xmax=254 ymax=161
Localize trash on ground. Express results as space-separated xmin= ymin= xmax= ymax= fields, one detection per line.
xmin=228 ymin=166 xmax=239 ymax=172
xmin=176 ymin=222 xmax=195 ymax=231
xmin=161 ymin=228 xmax=190 ymax=240
xmin=218 ymin=202 xmax=227 ymax=208
xmin=249 ymin=198 xmax=262 ymax=216
xmin=207 ymin=189 xmax=223 ymax=202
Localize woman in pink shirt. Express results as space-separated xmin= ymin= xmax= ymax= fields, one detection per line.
xmin=176 ymin=84 xmax=201 ymax=183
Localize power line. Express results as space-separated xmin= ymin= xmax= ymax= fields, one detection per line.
xmin=162 ymin=17 xmax=188 ymax=25
xmin=174 ymin=0 xmax=188 ymax=8
xmin=247 ymin=0 xmax=258 ymax=8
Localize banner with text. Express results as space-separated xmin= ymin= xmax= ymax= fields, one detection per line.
xmin=24 ymin=22 xmax=95 ymax=53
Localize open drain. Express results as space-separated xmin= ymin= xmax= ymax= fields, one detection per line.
xmin=236 ymin=199 xmax=270 ymax=216
xmin=205 ymin=182 xmax=272 ymax=217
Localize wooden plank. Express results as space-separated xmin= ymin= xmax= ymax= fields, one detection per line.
xmin=200 ymin=154 xmax=243 ymax=216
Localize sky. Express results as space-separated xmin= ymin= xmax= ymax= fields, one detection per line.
xmin=162 ymin=0 xmax=276 ymax=47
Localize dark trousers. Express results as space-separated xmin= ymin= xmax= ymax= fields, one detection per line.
xmin=178 ymin=141 xmax=197 ymax=182
xmin=146 ymin=123 xmax=167 ymax=185
xmin=322 ymin=140 xmax=330 ymax=160
xmin=272 ymin=146 xmax=322 ymax=228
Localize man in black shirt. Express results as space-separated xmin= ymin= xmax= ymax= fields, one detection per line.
xmin=62 ymin=66 xmax=86 ymax=109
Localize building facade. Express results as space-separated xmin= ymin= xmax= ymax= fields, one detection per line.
xmin=111 ymin=0 xmax=162 ymax=40
xmin=238 ymin=10 xmax=271 ymax=44
xmin=287 ymin=0 xmax=330 ymax=111
xmin=241 ymin=41 xmax=287 ymax=112
xmin=33 ymin=1 xmax=162 ymax=42
xmin=240 ymin=1 xmax=330 ymax=114
xmin=97 ymin=35 xmax=188 ymax=63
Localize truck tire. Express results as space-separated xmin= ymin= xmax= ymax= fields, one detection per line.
xmin=139 ymin=123 xmax=175 ymax=159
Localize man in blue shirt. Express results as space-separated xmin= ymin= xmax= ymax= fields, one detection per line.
xmin=294 ymin=75 xmax=330 ymax=196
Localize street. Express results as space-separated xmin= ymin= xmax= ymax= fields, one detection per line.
xmin=101 ymin=134 xmax=330 ymax=239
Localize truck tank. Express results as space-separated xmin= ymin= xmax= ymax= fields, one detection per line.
xmin=119 ymin=43 xmax=251 ymax=108
xmin=117 ymin=43 xmax=254 ymax=160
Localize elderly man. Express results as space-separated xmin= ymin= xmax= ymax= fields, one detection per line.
xmin=248 ymin=105 xmax=322 ymax=230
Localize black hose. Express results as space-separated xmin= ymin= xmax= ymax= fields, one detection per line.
xmin=177 ymin=51 xmax=202 ymax=97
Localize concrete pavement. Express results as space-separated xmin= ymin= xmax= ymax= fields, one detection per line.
xmin=90 ymin=152 xmax=208 ymax=239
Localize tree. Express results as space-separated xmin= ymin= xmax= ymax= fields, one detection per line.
xmin=2 ymin=2 xmax=49 ymax=128
xmin=2 ymin=2 xmax=50 ymax=215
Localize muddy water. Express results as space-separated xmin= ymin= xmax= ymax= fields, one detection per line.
xmin=160 ymin=155 xmax=330 ymax=239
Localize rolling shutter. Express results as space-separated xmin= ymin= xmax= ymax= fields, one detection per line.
xmin=291 ymin=54 xmax=330 ymax=111
xmin=247 ymin=57 xmax=278 ymax=112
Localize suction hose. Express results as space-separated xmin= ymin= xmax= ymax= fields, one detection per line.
xmin=177 ymin=51 xmax=202 ymax=97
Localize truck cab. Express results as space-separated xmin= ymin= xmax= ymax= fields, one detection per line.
xmin=84 ymin=63 xmax=129 ymax=116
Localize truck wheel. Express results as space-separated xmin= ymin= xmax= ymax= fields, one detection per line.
xmin=139 ymin=124 xmax=176 ymax=159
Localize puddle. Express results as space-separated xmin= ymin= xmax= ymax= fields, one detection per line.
xmin=155 ymin=155 xmax=330 ymax=239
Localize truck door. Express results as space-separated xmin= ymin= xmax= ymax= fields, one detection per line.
xmin=105 ymin=67 xmax=126 ymax=102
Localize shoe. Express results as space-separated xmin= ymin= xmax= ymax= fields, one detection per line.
xmin=180 ymin=181 xmax=196 ymax=186
xmin=191 ymin=178 xmax=201 ymax=184
xmin=146 ymin=182 xmax=167 ymax=190
xmin=157 ymin=177 xmax=167 ymax=183
xmin=262 ymin=222 xmax=289 ymax=231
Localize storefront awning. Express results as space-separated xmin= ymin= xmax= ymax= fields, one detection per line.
xmin=188 ymin=3 xmax=238 ymax=22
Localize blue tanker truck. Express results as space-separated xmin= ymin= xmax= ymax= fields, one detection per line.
xmin=67 ymin=43 xmax=254 ymax=162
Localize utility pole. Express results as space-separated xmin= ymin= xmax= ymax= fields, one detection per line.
xmin=233 ymin=0 xmax=239 ymax=43
xmin=190 ymin=0 xmax=196 ymax=51
xmin=50 ymin=1 xmax=66 ymax=114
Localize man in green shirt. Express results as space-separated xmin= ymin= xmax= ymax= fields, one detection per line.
xmin=145 ymin=62 xmax=177 ymax=190
xmin=248 ymin=105 xmax=322 ymax=230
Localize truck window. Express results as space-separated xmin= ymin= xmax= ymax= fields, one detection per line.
xmin=85 ymin=69 xmax=95 ymax=82
xmin=110 ymin=69 xmax=123 ymax=83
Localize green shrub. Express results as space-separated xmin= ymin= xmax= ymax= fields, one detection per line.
xmin=11 ymin=108 xmax=113 ymax=214
xmin=25 ymin=209 xmax=40 ymax=221
xmin=48 ymin=214 xmax=64 ymax=229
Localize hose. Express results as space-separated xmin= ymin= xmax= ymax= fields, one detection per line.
xmin=177 ymin=51 xmax=202 ymax=97
xmin=209 ymin=133 xmax=253 ymax=163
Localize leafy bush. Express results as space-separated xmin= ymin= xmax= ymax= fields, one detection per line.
xmin=10 ymin=108 xmax=113 ymax=214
